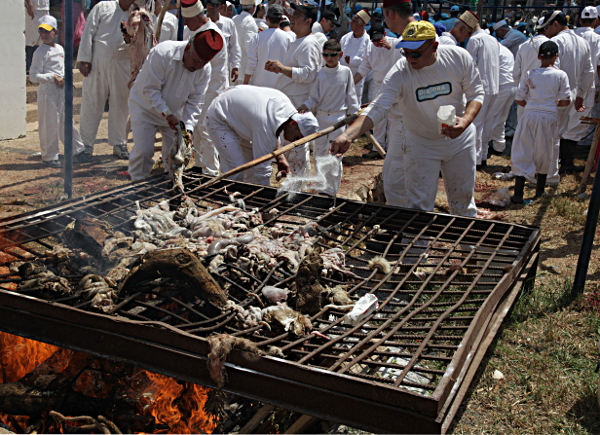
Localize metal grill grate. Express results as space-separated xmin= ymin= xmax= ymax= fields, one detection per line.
xmin=0 ymin=169 xmax=540 ymax=433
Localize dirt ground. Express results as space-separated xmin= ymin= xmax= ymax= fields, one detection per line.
xmin=1 ymin=115 xmax=600 ymax=433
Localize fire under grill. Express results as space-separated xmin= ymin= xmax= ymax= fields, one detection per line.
xmin=0 ymin=169 xmax=540 ymax=434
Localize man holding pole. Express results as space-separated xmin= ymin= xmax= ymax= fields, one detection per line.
xmin=206 ymin=85 xmax=319 ymax=186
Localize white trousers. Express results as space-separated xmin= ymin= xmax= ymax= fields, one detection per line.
xmin=371 ymin=83 xmax=389 ymax=151
xmin=314 ymin=111 xmax=345 ymax=195
xmin=490 ymin=84 xmax=516 ymax=153
xmin=403 ymin=125 xmax=477 ymax=217
xmin=38 ymin=85 xmax=85 ymax=161
xmin=382 ymin=107 xmax=408 ymax=207
xmin=128 ymin=106 xmax=176 ymax=181
xmin=511 ymin=109 xmax=559 ymax=180
xmin=563 ymin=88 xmax=595 ymax=142
xmin=472 ymin=93 xmax=497 ymax=164
xmin=26 ymin=10 xmax=49 ymax=46
xmin=207 ymin=117 xmax=273 ymax=186
xmin=193 ymin=90 xmax=220 ymax=176
xmin=79 ymin=46 xmax=130 ymax=150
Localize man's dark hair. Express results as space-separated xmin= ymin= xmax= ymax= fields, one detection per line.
xmin=384 ymin=2 xmax=412 ymax=19
xmin=581 ymin=18 xmax=595 ymax=26
xmin=323 ymin=39 xmax=341 ymax=51
xmin=539 ymin=40 xmax=559 ymax=58
xmin=546 ymin=11 xmax=567 ymax=26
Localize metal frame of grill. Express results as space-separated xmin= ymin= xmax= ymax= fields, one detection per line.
xmin=0 ymin=169 xmax=540 ymax=433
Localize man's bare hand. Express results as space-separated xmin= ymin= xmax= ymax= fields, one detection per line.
xmin=374 ymin=38 xmax=391 ymax=50
xmin=275 ymin=154 xmax=290 ymax=176
xmin=441 ymin=116 xmax=470 ymax=139
xmin=166 ymin=114 xmax=179 ymax=131
xmin=54 ymin=75 xmax=65 ymax=88
xmin=297 ymin=104 xmax=309 ymax=113
xmin=574 ymin=96 xmax=585 ymax=112
xmin=231 ymin=67 xmax=239 ymax=82
xmin=79 ymin=62 xmax=92 ymax=77
xmin=329 ymin=132 xmax=353 ymax=157
xmin=344 ymin=55 xmax=350 ymax=65
xmin=25 ymin=0 xmax=34 ymax=19
xmin=264 ymin=60 xmax=284 ymax=74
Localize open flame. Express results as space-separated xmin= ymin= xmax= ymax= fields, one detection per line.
xmin=0 ymin=331 xmax=217 ymax=434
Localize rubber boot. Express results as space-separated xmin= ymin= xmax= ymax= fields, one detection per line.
xmin=559 ymin=139 xmax=581 ymax=172
xmin=535 ymin=173 xmax=547 ymax=199
xmin=510 ymin=176 xmax=525 ymax=204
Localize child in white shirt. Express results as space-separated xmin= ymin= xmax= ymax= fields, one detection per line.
xmin=29 ymin=15 xmax=86 ymax=168
xmin=298 ymin=39 xmax=359 ymax=196
xmin=510 ymin=40 xmax=571 ymax=203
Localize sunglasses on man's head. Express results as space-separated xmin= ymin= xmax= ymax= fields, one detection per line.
xmin=322 ymin=51 xmax=340 ymax=57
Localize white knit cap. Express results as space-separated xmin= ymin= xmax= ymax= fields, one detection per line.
xmin=492 ymin=19 xmax=507 ymax=30
xmin=181 ymin=0 xmax=205 ymax=18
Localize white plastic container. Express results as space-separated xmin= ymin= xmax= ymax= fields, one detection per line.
xmin=437 ymin=105 xmax=456 ymax=134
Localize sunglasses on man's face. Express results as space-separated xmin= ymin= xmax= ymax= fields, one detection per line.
xmin=322 ymin=51 xmax=340 ymax=57
xmin=403 ymin=42 xmax=433 ymax=59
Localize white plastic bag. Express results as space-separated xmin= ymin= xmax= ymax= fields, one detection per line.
xmin=343 ymin=294 xmax=379 ymax=326
xmin=437 ymin=105 xmax=456 ymax=134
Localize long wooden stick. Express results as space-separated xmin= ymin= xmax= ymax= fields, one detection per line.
xmin=578 ymin=123 xmax=600 ymax=194
xmin=366 ymin=132 xmax=386 ymax=158
xmin=182 ymin=113 xmax=359 ymax=194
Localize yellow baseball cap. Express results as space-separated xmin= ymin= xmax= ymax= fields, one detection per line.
xmin=38 ymin=14 xmax=57 ymax=31
xmin=396 ymin=21 xmax=436 ymax=49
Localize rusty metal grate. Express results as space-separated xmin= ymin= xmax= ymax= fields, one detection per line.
xmin=0 ymin=169 xmax=540 ymax=433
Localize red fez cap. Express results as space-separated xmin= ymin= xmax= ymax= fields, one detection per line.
xmin=382 ymin=0 xmax=411 ymax=9
xmin=192 ymin=29 xmax=224 ymax=62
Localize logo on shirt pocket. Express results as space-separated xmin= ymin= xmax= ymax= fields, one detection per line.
xmin=415 ymin=82 xmax=452 ymax=102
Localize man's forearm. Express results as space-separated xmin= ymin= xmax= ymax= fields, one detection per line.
xmin=344 ymin=115 xmax=374 ymax=142
xmin=462 ymin=100 xmax=483 ymax=124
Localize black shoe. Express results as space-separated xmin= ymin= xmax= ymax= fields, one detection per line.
xmin=511 ymin=176 xmax=525 ymax=204
xmin=42 ymin=159 xmax=62 ymax=168
xmin=74 ymin=151 xmax=92 ymax=163
xmin=113 ymin=145 xmax=130 ymax=159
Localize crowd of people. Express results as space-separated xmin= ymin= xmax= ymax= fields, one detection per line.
xmin=25 ymin=0 xmax=600 ymax=216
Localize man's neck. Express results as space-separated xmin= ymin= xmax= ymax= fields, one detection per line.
xmin=118 ymin=0 xmax=131 ymax=11
xmin=43 ymin=42 xmax=56 ymax=47
xmin=209 ymin=12 xmax=220 ymax=22
xmin=294 ymin=28 xmax=311 ymax=38
xmin=353 ymin=30 xmax=365 ymax=38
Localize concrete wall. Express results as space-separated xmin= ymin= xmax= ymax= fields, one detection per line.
xmin=0 ymin=1 xmax=26 ymax=140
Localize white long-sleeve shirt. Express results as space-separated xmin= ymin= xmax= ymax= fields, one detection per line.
xmin=129 ymin=41 xmax=211 ymax=131
xmin=232 ymin=11 xmax=258 ymax=77
xmin=498 ymin=45 xmax=515 ymax=87
xmin=340 ymin=31 xmax=370 ymax=75
xmin=500 ymin=27 xmax=527 ymax=57
xmin=77 ymin=1 xmax=130 ymax=63
xmin=30 ymin=43 xmax=64 ymax=85
xmin=356 ymin=37 xmax=402 ymax=86
xmin=552 ymin=28 xmax=595 ymax=99
xmin=516 ymin=67 xmax=570 ymax=114
xmin=275 ymin=34 xmax=322 ymax=101
xmin=155 ymin=12 xmax=179 ymax=43
xmin=466 ymin=28 xmax=500 ymax=95
xmin=574 ymin=26 xmax=600 ymax=82
xmin=214 ymin=15 xmax=241 ymax=70
xmin=513 ymin=34 xmax=548 ymax=85
xmin=438 ymin=32 xmax=457 ymax=45
xmin=362 ymin=45 xmax=484 ymax=140
xmin=184 ymin=21 xmax=229 ymax=93
xmin=246 ymin=27 xmax=294 ymax=87
xmin=208 ymin=85 xmax=297 ymax=149
xmin=302 ymin=64 xmax=359 ymax=114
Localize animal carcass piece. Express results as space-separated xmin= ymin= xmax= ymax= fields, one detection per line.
xmin=168 ymin=122 xmax=193 ymax=193
xmin=123 ymin=0 xmax=156 ymax=88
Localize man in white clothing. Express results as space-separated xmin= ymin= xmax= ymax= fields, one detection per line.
xmin=488 ymin=45 xmax=516 ymax=155
xmin=232 ymin=0 xmax=258 ymax=83
xmin=354 ymin=23 xmax=402 ymax=152
xmin=181 ymin=0 xmax=230 ymax=177
xmin=453 ymin=11 xmax=500 ymax=168
xmin=207 ymin=86 xmax=319 ymax=186
xmin=243 ymin=4 xmax=294 ymax=87
xmin=573 ymin=6 xmax=600 ymax=147
xmin=312 ymin=10 xmax=341 ymax=40
xmin=331 ymin=21 xmax=484 ymax=217
xmin=207 ymin=0 xmax=241 ymax=83
xmin=128 ymin=30 xmax=221 ymax=181
xmin=493 ymin=19 xmax=527 ymax=56
xmin=77 ymin=0 xmax=135 ymax=162
xmin=265 ymin=3 xmax=322 ymax=175
xmin=25 ymin=0 xmax=50 ymax=73
xmin=155 ymin=0 xmax=180 ymax=42
xmin=541 ymin=10 xmax=595 ymax=173
xmin=340 ymin=10 xmax=371 ymax=101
